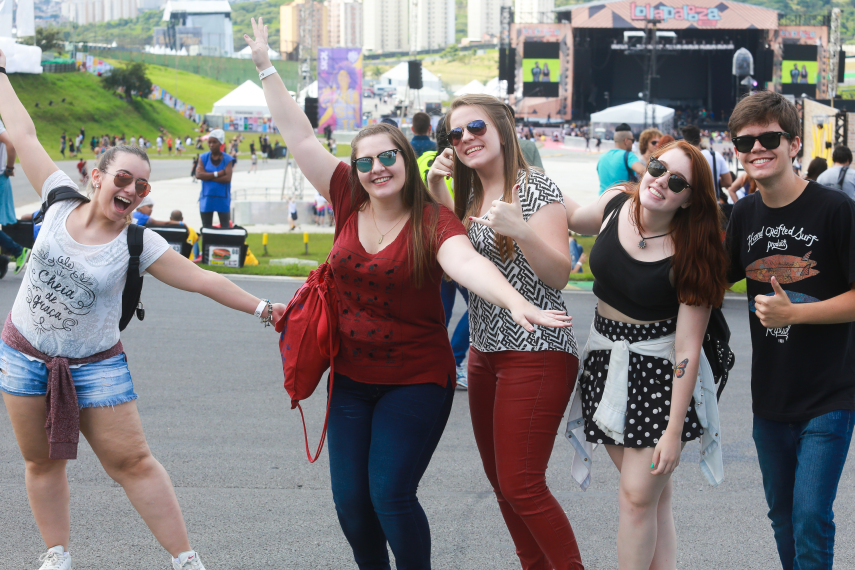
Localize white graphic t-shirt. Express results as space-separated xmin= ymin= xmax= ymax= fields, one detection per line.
xmin=10 ymin=171 xmax=170 ymax=358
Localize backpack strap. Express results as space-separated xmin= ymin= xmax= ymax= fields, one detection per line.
xmin=710 ymin=149 xmax=720 ymax=198
xmin=33 ymin=185 xmax=90 ymax=224
xmin=624 ymin=150 xmax=636 ymax=182
xmin=119 ymin=224 xmax=146 ymax=331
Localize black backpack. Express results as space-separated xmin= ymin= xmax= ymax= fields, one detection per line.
xmin=34 ymin=186 xmax=146 ymax=331
xmin=703 ymin=307 xmax=735 ymax=400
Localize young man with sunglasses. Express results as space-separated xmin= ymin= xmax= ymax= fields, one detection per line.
xmin=725 ymin=91 xmax=855 ymax=570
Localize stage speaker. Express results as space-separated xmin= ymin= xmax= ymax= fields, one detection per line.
xmin=754 ymin=48 xmax=774 ymax=87
xmin=304 ymin=97 xmax=319 ymax=129
xmin=500 ymin=47 xmax=515 ymax=94
xmin=408 ymin=60 xmax=423 ymax=90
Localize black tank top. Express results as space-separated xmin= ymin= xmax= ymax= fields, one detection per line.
xmin=589 ymin=192 xmax=680 ymax=321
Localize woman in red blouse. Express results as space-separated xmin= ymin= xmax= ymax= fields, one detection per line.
xmin=246 ymin=21 xmax=570 ymax=569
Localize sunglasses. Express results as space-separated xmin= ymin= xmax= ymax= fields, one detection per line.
xmin=353 ymin=149 xmax=401 ymax=173
xmin=102 ymin=169 xmax=151 ymax=197
xmin=731 ymin=131 xmax=792 ymax=153
xmin=448 ymin=120 xmax=488 ymax=146
xmin=650 ymin=139 xmax=660 ymax=146
xmin=647 ymin=157 xmax=692 ymax=194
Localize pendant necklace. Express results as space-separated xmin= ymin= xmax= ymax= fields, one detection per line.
xmin=637 ymin=231 xmax=671 ymax=249
xmin=371 ymin=207 xmax=408 ymax=245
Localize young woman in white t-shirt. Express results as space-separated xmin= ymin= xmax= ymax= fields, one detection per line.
xmin=0 ymin=50 xmax=286 ymax=570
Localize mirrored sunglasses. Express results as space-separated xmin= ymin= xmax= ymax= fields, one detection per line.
xmin=103 ymin=169 xmax=151 ymax=197
xmin=448 ymin=120 xmax=488 ymax=146
xmin=354 ymin=149 xmax=401 ymax=173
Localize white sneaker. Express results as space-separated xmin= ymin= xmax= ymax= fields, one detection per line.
xmin=455 ymin=363 xmax=468 ymax=390
xmin=173 ymin=550 xmax=206 ymax=570
xmin=38 ymin=546 xmax=71 ymax=570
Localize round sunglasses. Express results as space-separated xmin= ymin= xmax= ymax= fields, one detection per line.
xmin=448 ymin=120 xmax=488 ymax=146
xmin=647 ymin=157 xmax=692 ymax=194
xmin=731 ymin=131 xmax=792 ymax=154
xmin=102 ymin=169 xmax=151 ymax=197
xmin=354 ymin=149 xmax=401 ymax=173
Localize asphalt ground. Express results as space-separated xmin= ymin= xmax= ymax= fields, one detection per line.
xmin=1 ymin=276 xmax=854 ymax=569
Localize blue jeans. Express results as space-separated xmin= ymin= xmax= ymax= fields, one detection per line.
xmin=0 ymin=230 xmax=22 ymax=258
xmin=328 ymin=374 xmax=455 ymax=570
xmin=440 ymin=279 xmax=469 ymax=366
xmin=753 ymin=410 xmax=855 ymax=570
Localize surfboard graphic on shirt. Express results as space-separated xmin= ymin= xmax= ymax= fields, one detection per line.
xmin=749 ymin=290 xmax=820 ymax=312
xmin=745 ymin=252 xmax=819 ymax=283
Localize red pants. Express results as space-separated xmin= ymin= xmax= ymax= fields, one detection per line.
xmin=468 ymin=348 xmax=584 ymax=570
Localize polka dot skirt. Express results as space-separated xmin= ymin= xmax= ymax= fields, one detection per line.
xmin=580 ymin=312 xmax=704 ymax=449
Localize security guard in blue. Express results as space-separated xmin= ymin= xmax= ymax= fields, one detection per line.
xmin=195 ymin=128 xmax=235 ymax=228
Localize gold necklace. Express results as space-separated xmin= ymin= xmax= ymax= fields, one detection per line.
xmin=371 ymin=206 xmax=408 ymax=245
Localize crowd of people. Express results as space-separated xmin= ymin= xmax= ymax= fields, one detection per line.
xmin=1 ymin=18 xmax=855 ymax=570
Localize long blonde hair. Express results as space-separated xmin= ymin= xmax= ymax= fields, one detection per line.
xmin=447 ymin=95 xmax=529 ymax=261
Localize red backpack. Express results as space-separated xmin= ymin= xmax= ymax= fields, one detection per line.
xmin=274 ymin=259 xmax=340 ymax=463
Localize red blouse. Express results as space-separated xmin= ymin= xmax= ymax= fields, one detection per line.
xmin=328 ymin=162 xmax=467 ymax=387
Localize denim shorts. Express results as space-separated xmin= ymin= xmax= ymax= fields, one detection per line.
xmin=0 ymin=339 xmax=138 ymax=408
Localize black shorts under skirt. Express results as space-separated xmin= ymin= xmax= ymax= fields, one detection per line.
xmin=580 ymin=311 xmax=704 ymax=448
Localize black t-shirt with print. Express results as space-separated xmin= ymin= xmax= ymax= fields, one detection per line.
xmin=726 ymin=181 xmax=855 ymax=422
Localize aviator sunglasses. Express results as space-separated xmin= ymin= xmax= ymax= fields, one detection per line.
xmin=101 ymin=169 xmax=151 ymax=198
xmin=647 ymin=157 xmax=692 ymax=194
xmin=354 ymin=149 xmax=401 ymax=173
xmin=731 ymin=131 xmax=792 ymax=154
xmin=448 ymin=120 xmax=488 ymax=146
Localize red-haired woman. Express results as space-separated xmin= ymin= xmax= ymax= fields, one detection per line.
xmin=563 ymin=141 xmax=728 ymax=570
xmin=428 ymin=94 xmax=584 ymax=570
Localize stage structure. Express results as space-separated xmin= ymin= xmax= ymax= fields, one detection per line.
xmin=528 ymin=0 xmax=788 ymax=121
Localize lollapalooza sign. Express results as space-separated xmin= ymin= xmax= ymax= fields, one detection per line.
xmin=630 ymin=2 xmax=722 ymax=25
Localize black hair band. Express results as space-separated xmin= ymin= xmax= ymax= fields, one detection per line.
xmin=0 ymin=67 xmax=6 ymax=75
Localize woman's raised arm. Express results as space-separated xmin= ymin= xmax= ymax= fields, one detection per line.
xmin=244 ymin=18 xmax=341 ymax=202
xmin=563 ymin=187 xmax=625 ymax=236
xmin=0 ymin=49 xmax=61 ymax=197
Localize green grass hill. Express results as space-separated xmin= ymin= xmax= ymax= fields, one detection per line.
xmin=8 ymin=72 xmax=201 ymax=162
xmin=113 ymin=61 xmax=236 ymax=115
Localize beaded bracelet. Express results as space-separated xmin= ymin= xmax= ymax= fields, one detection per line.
xmin=261 ymin=300 xmax=274 ymax=327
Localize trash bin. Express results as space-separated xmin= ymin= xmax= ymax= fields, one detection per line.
xmin=148 ymin=225 xmax=193 ymax=258
xmin=200 ymin=226 xmax=248 ymax=268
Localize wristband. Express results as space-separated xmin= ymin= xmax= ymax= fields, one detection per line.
xmin=254 ymin=299 xmax=267 ymax=318
xmin=0 ymin=67 xmax=5 ymax=75
xmin=258 ymin=65 xmax=278 ymax=81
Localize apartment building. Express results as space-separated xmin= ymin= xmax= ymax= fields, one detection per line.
xmin=515 ymin=0 xmax=554 ymax=24
xmin=468 ymin=0 xmax=511 ymax=42
xmin=328 ymin=0 xmax=362 ymax=48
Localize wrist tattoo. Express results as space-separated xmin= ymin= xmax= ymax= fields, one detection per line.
xmin=675 ymin=358 xmax=689 ymax=378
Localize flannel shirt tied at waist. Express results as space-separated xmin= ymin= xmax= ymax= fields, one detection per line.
xmin=2 ymin=314 xmax=125 ymax=460
xmin=564 ymin=319 xmax=723 ymax=490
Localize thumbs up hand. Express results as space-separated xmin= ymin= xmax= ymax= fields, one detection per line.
xmin=469 ymin=184 xmax=528 ymax=241
xmin=754 ymin=276 xmax=794 ymax=328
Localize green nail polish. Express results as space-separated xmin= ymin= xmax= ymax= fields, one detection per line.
xmin=651 ymin=463 xmax=655 ymax=469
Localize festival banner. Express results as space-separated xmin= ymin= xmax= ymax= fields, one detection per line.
xmin=317 ymin=48 xmax=363 ymax=133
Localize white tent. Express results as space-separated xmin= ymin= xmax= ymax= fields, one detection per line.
xmin=590 ymin=100 xmax=675 ymax=135
xmin=483 ymin=77 xmax=507 ymax=98
xmin=211 ymin=80 xmax=269 ymax=115
xmin=454 ymin=80 xmax=485 ymax=96
xmin=378 ymin=62 xmax=443 ymax=92
xmin=0 ymin=37 xmax=41 ymax=74
xmin=236 ymin=45 xmax=281 ymax=60
xmin=297 ymin=80 xmax=318 ymax=106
